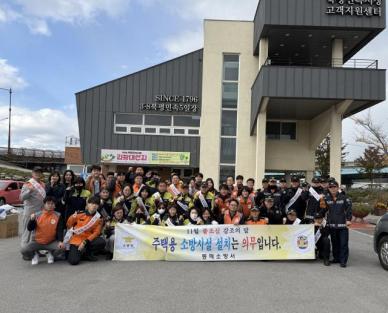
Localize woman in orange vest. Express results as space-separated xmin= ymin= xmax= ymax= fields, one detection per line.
xmin=238 ymin=186 xmax=254 ymax=219
xmin=245 ymin=206 xmax=267 ymax=225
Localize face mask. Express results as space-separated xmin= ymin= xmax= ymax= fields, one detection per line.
xmin=190 ymin=213 xmax=198 ymax=221
xmin=158 ymin=209 xmax=165 ymax=215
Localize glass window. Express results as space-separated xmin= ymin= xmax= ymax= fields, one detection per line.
xmin=174 ymin=116 xmax=200 ymax=127
xmin=174 ymin=129 xmax=185 ymax=135
xmin=145 ymin=128 xmax=156 ymax=134
xmin=223 ymin=55 xmax=239 ymax=81
xmin=159 ymin=128 xmax=171 ymax=134
xmin=220 ymin=138 xmax=236 ymax=164
xmin=188 ymin=129 xmax=199 ymax=135
xmin=281 ymin=122 xmax=296 ymax=140
xmin=145 ymin=115 xmax=171 ymax=126
xmin=115 ymin=126 xmax=127 ymax=133
xmin=219 ymin=165 xmax=236 ymax=186
xmin=115 ymin=113 xmax=142 ymax=125
xmin=222 ymin=83 xmax=238 ymax=109
xmin=266 ymin=121 xmax=281 ymax=140
xmin=221 ymin=111 xmax=237 ymax=136
xmin=130 ymin=127 xmax=142 ymax=133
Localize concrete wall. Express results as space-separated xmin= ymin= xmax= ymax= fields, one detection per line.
xmin=265 ymin=120 xmax=315 ymax=172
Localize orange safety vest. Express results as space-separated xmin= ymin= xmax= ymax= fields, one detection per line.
xmin=35 ymin=210 xmax=60 ymax=244
xmin=215 ymin=196 xmax=230 ymax=215
xmin=224 ymin=210 xmax=242 ymax=225
xmin=246 ymin=218 xmax=267 ymax=225
xmin=66 ymin=212 xmax=102 ymax=246
xmin=238 ymin=196 xmax=254 ymax=218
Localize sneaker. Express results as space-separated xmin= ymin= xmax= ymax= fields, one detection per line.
xmin=31 ymin=253 xmax=39 ymax=266
xmin=340 ymin=263 xmax=347 ymax=268
xmin=47 ymin=252 xmax=54 ymax=264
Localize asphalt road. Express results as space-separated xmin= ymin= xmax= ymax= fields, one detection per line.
xmin=0 ymin=230 xmax=387 ymax=313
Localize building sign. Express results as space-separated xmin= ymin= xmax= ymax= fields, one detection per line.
xmin=140 ymin=94 xmax=200 ymax=113
xmin=101 ymin=149 xmax=190 ymax=166
xmin=326 ymin=0 xmax=382 ymax=16
xmin=113 ymin=224 xmax=315 ymax=261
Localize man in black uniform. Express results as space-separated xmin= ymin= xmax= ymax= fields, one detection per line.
xmin=305 ymin=177 xmax=324 ymax=223
xmin=283 ymin=176 xmax=309 ymax=220
xmin=255 ymin=178 xmax=271 ymax=207
xmin=314 ymin=212 xmax=331 ymax=266
xmin=320 ymin=180 xmax=352 ymax=268
xmin=279 ymin=177 xmax=288 ymax=192
xmin=267 ymin=177 xmax=284 ymax=210
xmin=259 ymin=196 xmax=284 ymax=225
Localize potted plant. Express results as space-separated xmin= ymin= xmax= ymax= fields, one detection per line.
xmin=352 ymin=203 xmax=372 ymax=222
xmin=373 ymin=202 xmax=387 ymax=216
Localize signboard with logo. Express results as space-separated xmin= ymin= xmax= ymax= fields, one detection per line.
xmin=140 ymin=94 xmax=200 ymax=113
xmin=101 ymin=149 xmax=190 ymax=166
xmin=326 ymin=0 xmax=382 ymax=17
xmin=113 ymin=224 xmax=315 ymax=261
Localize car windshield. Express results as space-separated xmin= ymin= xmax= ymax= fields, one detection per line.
xmin=0 ymin=182 xmax=8 ymax=190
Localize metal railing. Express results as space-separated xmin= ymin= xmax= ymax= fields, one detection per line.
xmin=264 ymin=57 xmax=379 ymax=69
xmin=0 ymin=147 xmax=65 ymax=159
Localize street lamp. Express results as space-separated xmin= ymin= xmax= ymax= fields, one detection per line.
xmin=0 ymin=88 xmax=12 ymax=155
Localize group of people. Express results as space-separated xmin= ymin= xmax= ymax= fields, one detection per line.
xmin=19 ymin=165 xmax=352 ymax=268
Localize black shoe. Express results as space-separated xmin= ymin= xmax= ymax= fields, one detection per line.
xmin=85 ymin=253 xmax=98 ymax=262
xmin=324 ymin=259 xmax=331 ymax=266
xmin=105 ymin=253 xmax=113 ymax=260
xmin=22 ymin=255 xmax=32 ymax=261
xmin=340 ymin=263 xmax=347 ymax=268
xmin=330 ymin=259 xmax=339 ymax=264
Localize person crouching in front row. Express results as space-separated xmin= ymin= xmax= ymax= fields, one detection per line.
xmin=104 ymin=203 xmax=129 ymax=260
xmin=314 ymin=212 xmax=331 ymax=266
xmin=245 ymin=206 xmax=267 ymax=225
xmin=20 ymin=196 xmax=65 ymax=265
xmin=65 ymin=196 xmax=105 ymax=265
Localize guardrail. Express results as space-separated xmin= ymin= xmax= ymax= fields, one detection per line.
xmin=264 ymin=58 xmax=379 ymax=69
xmin=0 ymin=147 xmax=65 ymax=159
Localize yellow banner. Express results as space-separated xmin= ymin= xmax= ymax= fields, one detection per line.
xmin=113 ymin=224 xmax=315 ymax=261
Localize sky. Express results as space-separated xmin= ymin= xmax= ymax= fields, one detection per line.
xmin=0 ymin=0 xmax=387 ymax=160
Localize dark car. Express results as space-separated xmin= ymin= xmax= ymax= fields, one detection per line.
xmin=374 ymin=213 xmax=388 ymax=271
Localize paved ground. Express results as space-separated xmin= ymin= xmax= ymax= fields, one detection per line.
xmin=0 ymin=229 xmax=387 ymax=313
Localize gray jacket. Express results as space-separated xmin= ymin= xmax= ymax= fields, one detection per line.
xmin=20 ymin=181 xmax=45 ymax=216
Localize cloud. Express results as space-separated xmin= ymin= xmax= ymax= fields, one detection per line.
xmin=156 ymin=0 xmax=259 ymax=58
xmin=0 ymin=104 xmax=78 ymax=150
xmin=0 ymin=0 xmax=131 ymax=35
xmin=0 ymin=59 xmax=28 ymax=90
xmin=162 ymin=29 xmax=203 ymax=58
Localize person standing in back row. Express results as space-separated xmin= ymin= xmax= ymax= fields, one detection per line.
xmin=20 ymin=166 xmax=46 ymax=251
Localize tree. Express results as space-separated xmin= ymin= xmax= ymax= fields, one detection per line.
xmin=355 ymin=146 xmax=385 ymax=186
xmin=315 ymin=135 xmax=348 ymax=177
xmin=351 ymin=110 xmax=388 ymax=157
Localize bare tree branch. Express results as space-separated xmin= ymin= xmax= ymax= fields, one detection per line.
xmin=351 ymin=110 xmax=388 ymax=156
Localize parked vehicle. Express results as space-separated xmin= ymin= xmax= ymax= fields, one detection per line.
xmin=0 ymin=180 xmax=24 ymax=206
xmin=374 ymin=213 xmax=388 ymax=271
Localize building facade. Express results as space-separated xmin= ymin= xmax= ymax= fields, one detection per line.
xmin=76 ymin=0 xmax=386 ymax=185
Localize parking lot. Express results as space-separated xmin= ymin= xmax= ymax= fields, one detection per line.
xmin=0 ymin=229 xmax=387 ymax=313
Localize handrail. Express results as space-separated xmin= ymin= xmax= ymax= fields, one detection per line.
xmin=0 ymin=147 xmax=65 ymax=158
xmin=264 ymin=57 xmax=379 ymax=69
